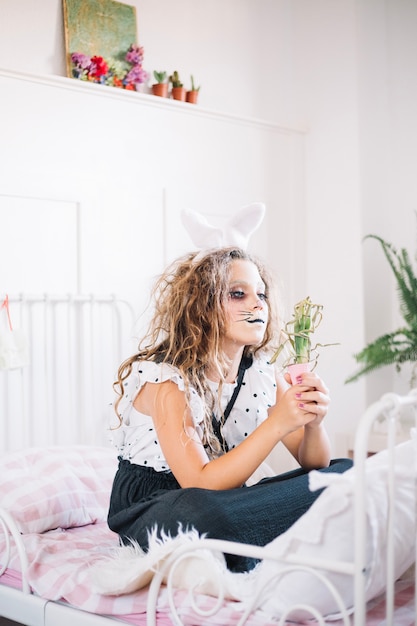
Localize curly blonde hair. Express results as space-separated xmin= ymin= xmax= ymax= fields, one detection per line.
xmin=114 ymin=247 xmax=281 ymax=452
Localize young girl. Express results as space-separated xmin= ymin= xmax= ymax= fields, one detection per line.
xmin=108 ymin=246 xmax=352 ymax=571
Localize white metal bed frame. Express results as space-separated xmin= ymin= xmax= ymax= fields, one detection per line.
xmin=0 ymin=294 xmax=415 ymax=625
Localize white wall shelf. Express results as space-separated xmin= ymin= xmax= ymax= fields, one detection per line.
xmin=0 ymin=67 xmax=307 ymax=137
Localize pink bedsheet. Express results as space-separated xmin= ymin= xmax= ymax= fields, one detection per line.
xmin=0 ymin=522 xmax=415 ymax=626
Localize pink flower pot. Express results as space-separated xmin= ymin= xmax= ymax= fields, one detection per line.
xmin=287 ymin=362 xmax=311 ymax=385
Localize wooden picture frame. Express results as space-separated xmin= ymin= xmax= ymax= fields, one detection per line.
xmin=63 ymin=0 xmax=137 ymax=78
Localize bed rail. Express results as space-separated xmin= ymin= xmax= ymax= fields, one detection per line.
xmin=353 ymin=389 xmax=417 ymax=626
xmin=146 ymin=539 xmax=353 ymax=626
xmin=0 ymin=506 xmax=30 ymax=593
xmin=0 ymin=293 xmax=136 ymax=452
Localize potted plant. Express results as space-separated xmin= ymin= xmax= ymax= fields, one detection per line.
xmin=270 ymin=296 xmax=336 ymax=384
xmin=151 ymin=70 xmax=168 ymax=97
xmin=169 ymin=71 xmax=186 ymax=101
xmin=186 ymin=75 xmax=200 ymax=104
xmin=346 ymin=231 xmax=417 ymax=386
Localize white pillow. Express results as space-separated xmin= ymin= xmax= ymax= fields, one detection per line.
xmin=244 ymin=438 xmax=416 ymax=621
xmin=0 ymin=445 xmax=117 ymax=534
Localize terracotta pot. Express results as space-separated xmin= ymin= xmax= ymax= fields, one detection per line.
xmin=287 ymin=362 xmax=312 ymax=385
xmin=186 ymin=90 xmax=199 ymax=104
xmin=171 ymin=86 xmax=186 ymax=102
xmin=151 ymin=83 xmax=168 ymax=98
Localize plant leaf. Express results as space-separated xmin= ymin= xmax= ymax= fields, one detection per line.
xmin=345 ymin=328 xmax=417 ymax=383
xmin=346 ymin=227 xmax=417 ymax=385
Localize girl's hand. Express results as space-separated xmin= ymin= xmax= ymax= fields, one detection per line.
xmin=283 ymin=371 xmax=330 ymax=427
xmin=268 ymin=371 xmax=329 ymax=435
xmin=274 ymin=371 xmax=332 ymax=468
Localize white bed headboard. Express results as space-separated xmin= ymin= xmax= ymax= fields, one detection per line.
xmin=0 ymin=294 xmax=136 ymax=453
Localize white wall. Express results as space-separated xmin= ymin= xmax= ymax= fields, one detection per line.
xmin=1 ymin=0 xmax=416 ymax=455
xmin=288 ymin=1 xmax=366 ymax=444
xmin=356 ymin=0 xmax=417 ymax=403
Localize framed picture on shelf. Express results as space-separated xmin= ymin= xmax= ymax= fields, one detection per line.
xmin=63 ymin=0 xmax=137 ymax=78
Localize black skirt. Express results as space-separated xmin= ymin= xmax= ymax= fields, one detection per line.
xmin=108 ymin=457 xmax=352 ymax=572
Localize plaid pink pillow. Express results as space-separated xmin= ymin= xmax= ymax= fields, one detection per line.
xmin=0 ymin=446 xmax=117 ymax=533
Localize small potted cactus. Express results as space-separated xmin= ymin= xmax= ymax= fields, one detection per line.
xmin=169 ymin=71 xmax=186 ymax=101
xmin=151 ymin=70 xmax=168 ymax=97
xmin=270 ymin=296 xmax=336 ymax=384
xmin=186 ymin=75 xmax=200 ymax=104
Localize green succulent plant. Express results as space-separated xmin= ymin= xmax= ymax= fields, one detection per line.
xmin=153 ymin=70 xmax=167 ymax=83
xmin=346 ymin=232 xmax=417 ymax=385
xmin=169 ymin=71 xmax=183 ymax=88
xmin=190 ymin=75 xmax=200 ymax=91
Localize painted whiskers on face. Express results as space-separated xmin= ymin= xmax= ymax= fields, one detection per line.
xmin=235 ymin=310 xmax=266 ymax=324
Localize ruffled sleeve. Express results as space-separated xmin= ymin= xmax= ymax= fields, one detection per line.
xmin=108 ymin=360 xmax=205 ymax=471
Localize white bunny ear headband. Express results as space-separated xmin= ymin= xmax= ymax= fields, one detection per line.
xmin=181 ymin=202 xmax=265 ymax=252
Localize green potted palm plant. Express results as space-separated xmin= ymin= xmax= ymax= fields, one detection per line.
xmin=270 ymin=296 xmax=335 ymax=383
xmin=346 ymin=232 xmax=417 ymax=386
